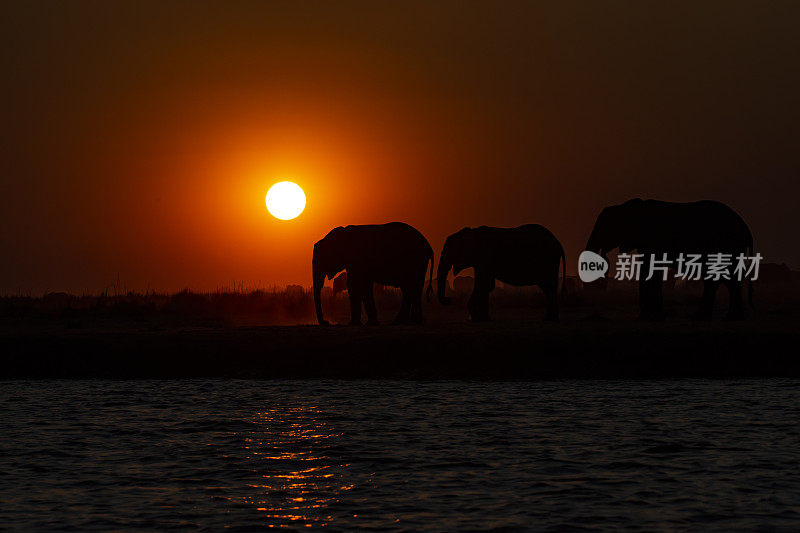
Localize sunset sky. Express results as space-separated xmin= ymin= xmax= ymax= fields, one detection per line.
xmin=2 ymin=1 xmax=799 ymax=294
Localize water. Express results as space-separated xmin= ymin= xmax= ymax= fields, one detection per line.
xmin=1 ymin=380 xmax=799 ymax=531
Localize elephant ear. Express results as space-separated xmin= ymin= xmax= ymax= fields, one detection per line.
xmin=460 ymin=226 xmax=492 ymax=264
xmin=315 ymin=226 xmax=350 ymax=278
xmin=458 ymin=226 xmax=477 ymax=250
xmin=447 ymin=227 xmax=471 ymax=254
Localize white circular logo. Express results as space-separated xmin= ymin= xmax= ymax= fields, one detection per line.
xmin=578 ymin=251 xmax=608 ymax=282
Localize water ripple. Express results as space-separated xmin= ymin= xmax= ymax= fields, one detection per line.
xmin=1 ymin=379 xmax=799 ymax=530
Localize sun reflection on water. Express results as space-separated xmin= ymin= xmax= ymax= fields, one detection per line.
xmin=233 ymin=405 xmax=355 ymax=527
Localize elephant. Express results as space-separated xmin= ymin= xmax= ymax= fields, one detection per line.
xmin=332 ymin=272 xmax=348 ymax=295
xmin=757 ymin=262 xmax=792 ymax=284
xmin=313 ymin=222 xmax=434 ymax=326
xmin=452 ymin=275 xmax=474 ymax=294
xmin=585 ymin=198 xmax=754 ymax=320
xmin=437 ymin=225 xmax=566 ymax=321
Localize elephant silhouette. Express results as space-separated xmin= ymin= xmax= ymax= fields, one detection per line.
xmin=564 ymin=276 xmax=582 ymax=294
xmin=313 ymin=222 xmax=434 ymax=326
xmin=585 ymin=198 xmax=754 ymax=320
xmin=452 ymin=275 xmax=474 ymax=294
xmin=757 ymin=262 xmax=792 ymax=284
xmin=332 ymin=272 xmax=348 ymax=295
xmin=437 ymin=224 xmax=566 ymax=321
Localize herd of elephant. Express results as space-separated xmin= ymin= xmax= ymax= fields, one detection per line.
xmin=312 ymin=198 xmax=755 ymax=325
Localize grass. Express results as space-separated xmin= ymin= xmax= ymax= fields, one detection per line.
xmin=0 ymin=280 xmax=796 ymax=327
xmin=1 ymin=281 xmax=798 ymax=378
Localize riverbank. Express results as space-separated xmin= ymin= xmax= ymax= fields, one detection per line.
xmin=2 ymin=316 xmax=798 ymax=379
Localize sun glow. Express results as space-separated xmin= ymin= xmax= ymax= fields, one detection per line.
xmin=266 ymin=181 xmax=306 ymax=220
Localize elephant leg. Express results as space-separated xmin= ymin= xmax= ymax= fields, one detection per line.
xmin=467 ymin=290 xmax=481 ymax=321
xmin=363 ymin=282 xmax=379 ymax=326
xmin=347 ymin=275 xmax=363 ymax=325
xmin=724 ymin=279 xmax=744 ymax=320
xmin=638 ymin=276 xmax=664 ymax=320
xmin=393 ymin=287 xmax=412 ymax=324
xmin=409 ymin=282 xmax=424 ymax=324
xmin=694 ymin=280 xmax=719 ymax=320
xmin=541 ymin=279 xmax=559 ymax=321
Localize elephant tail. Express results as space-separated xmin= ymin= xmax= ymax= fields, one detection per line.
xmin=560 ymin=245 xmax=567 ymax=298
xmin=425 ymin=248 xmax=435 ymax=302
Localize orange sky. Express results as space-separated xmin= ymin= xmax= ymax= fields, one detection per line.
xmin=2 ymin=2 xmax=799 ymax=293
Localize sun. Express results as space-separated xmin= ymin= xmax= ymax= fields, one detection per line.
xmin=265 ymin=181 xmax=306 ymax=220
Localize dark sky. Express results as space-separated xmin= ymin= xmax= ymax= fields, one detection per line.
xmin=2 ymin=1 xmax=799 ymax=293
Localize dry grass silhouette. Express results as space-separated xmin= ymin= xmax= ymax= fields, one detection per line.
xmin=1 ymin=276 xmax=799 ymax=379
xmin=1 ymin=270 xmax=798 ymax=328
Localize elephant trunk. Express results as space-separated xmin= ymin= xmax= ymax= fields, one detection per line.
xmin=585 ymin=227 xmax=600 ymax=254
xmin=437 ymin=252 xmax=452 ymax=305
xmin=312 ymin=262 xmax=328 ymax=325
xmin=585 ymin=228 xmax=608 ymax=264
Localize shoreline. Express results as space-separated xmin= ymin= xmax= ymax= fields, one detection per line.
xmin=2 ymin=319 xmax=798 ymax=379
